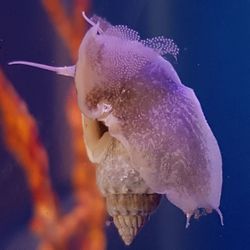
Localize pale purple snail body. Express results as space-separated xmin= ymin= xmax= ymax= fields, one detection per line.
xmin=9 ymin=12 xmax=223 ymax=242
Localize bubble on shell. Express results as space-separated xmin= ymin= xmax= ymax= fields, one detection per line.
xmin=141 ymin=36 xmax=179 ymax=60
xmin=105 ymin=25 xmax=141 ymax=41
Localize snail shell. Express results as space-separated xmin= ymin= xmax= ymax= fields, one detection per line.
xmin=82 ymin=115 xmax=162 ymax=245
xmin=106 ymin=193 xmax=161 ymax=245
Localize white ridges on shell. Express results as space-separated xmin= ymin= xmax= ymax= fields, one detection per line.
xmin=82 ymin=115 xmax=162 ymax=245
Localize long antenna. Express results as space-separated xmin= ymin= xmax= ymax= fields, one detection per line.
xmin=82 ymin=11 xmax=103 ymax=33
xmin=9 ymin=61 xmax=75 ymax=77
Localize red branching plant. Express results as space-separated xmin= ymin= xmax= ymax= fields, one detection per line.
xmin=0 ymin=1 xmax=106 ymax=249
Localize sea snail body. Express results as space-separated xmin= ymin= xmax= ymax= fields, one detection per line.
xmin=9 ymin=12 xmax=223 ymax=245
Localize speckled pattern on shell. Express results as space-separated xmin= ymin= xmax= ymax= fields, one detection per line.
xmin=96 ymin=137 xmax=154 ymax=195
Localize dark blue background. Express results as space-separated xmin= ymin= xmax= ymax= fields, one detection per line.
xmin=0 ymin=0 xmax=249 ymax=249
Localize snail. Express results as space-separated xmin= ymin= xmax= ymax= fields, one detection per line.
xmin=9 ymin=12 xmax=223 ymax=245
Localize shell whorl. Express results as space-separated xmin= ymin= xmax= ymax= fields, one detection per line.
xmin=106 ymin=193 xmax=161 ymax=245
xmin=82 ymin=116 xmax=162 ymax=245
xmin=97 ymin=138 xmax=162 ymax=245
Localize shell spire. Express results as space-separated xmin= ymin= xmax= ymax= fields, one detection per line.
xmin=106 ymin=194 xmax=161 ymax=245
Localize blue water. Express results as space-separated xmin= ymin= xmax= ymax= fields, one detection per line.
xmin=0 ymin=0 xmax=250 ymax=249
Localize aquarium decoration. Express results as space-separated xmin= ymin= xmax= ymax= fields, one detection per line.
xmin=9 ymin=12 xmax=223 ymax=246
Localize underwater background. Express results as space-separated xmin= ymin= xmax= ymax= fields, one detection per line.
xmin=0 ymin=0 xmax=250 ymax=249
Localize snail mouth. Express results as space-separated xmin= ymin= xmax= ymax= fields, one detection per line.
xmin=82 ymin=115 xmax=113 ymax=163
xmin=97 ymin=121 xmax=109 ymax=138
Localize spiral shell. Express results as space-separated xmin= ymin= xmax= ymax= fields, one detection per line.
xmin=106 ymin=193 xmax=161 ymax=245
xmin=82 ymin=115 xmax=161 ymax=245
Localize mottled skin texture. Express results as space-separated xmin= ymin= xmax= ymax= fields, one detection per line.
xmin=75 ymin=21 xmax=222 ymax=221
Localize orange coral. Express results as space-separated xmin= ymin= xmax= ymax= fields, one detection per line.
xmin=0 ymin=70 xmax=58 ymax=242
xmin=0 ymin=68 xmax=105 ymax=249
xmin=42 ymin=0 xmax=89 ymax=60
xmin=0 ymin=1 xmax=106 ymax=249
